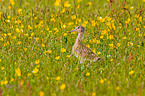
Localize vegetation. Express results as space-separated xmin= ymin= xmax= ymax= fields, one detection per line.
xmin=0 ymin=0 xmax=145 ymax=95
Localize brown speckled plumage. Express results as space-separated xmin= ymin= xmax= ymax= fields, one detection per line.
xmin=68 ymin=25 xmax=100 ymax=63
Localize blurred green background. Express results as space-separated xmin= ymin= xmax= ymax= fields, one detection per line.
xmin=0 ymin=0 xmax=145 ymax=96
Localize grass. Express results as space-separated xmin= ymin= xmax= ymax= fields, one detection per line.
xmin=0 ymin=0 xmax=145 ymax=96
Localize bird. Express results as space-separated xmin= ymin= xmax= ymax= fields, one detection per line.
xmin=68 ymin=25 xmax=101 ymax=64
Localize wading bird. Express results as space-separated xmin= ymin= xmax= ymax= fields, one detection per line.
xmin=68 ymin=25 xmax=101 ymax=63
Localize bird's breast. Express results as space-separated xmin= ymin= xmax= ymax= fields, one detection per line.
xmin=72 ymin=45 xmax=81 ymax=58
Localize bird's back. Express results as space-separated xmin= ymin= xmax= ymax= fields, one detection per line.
xmin=72 ymin=43 xmax=97 ymax=60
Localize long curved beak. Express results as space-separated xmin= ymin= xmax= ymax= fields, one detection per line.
xmin=68 ymin=29 xmax=77 ymax=33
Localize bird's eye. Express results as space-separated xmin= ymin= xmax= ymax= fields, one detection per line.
xmin=78 ymin=27 xmax=80 ymax=29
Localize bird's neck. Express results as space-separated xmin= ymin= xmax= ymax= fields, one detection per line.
xmin=75 ymin=32 xmax=84 ymax=45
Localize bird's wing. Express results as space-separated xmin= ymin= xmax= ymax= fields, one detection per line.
xmin=79 ymin=44 xmax=96 ymax=59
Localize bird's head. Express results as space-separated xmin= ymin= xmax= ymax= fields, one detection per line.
xmin=68 ymin=25 xmax=85 ymax=33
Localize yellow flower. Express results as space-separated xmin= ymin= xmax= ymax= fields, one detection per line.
xmin=61 ymin=8 xmax=66 ymax=13
xmin=99 ymin=79 xmax=104 ymax=83
xmin=11 ymin=78 xmax=14 ymax=82
xmin=117 ymin=43 xmax=121 ymax=47
xmin=1 ymin=67 xmax=4 ymax=70
xmin=107 ymin=35 xmax=114 ymax=39
xmin=129 ymin=42 xmax=133 ymax=46
xmin=7 ymin=41 xmax=10 ymax=45
xmin=86 ymin=44 xmax=90 ymax=48
xmin=135 ymin=28 xmax=140 ymax=31
xmin=104 ymin=78 xmax=107 ymax=81
xmin=66 ymin=55 xmax=70 ymax=58
xmin=19 ymin=80 xmax=24 ymax=85
xmin=13 ymin=36 xmax=16 ymax=39
xmin=55 ymin=56 xmax=60 ymax=60
xmin=64 ymin=1 xmax=70 ymax=7
xmin=28 ymin=73 xmax=32 ymax=76
xmin=88 ymin=2 xmax=92 ymax=5
xmin=39 ymin=91 xmax=44 ymax=96
xmin=108 ymin=81 xmax=110 ymax=84
xmin=62 ymin=24 xmax=66 ymax=29
xmin=134 ymin=14 xmax=139 ymax=18
xmin=143 ymin=0 xmax=145 ymax=2
xmin=4 ymin=44 xmax=7 ymax=46
xmin=56 ymin=76 xmax=60 ymax=80
xmin=61 ymin=48 xmax=66 ymax=52
xmin=34 ymin=16 xmax=37 ymax=20
xmin=106 ymin=16 xmax=112 ymax=21
xmin=0 ymin=12 xmax=3 ymax=15
xmin=5 ymin=19 xmax=10 ymax=23
xmin=41 ymin=44 xmax=45 ymax=47
xmin=7 ymin=15 xmax=10 ymax=19
xmin=0 ymin=38 xmax=3 ymax=41
xmin=35 ymin=60 xmax=40 ymax=64
xmin=97 ymin=16 xmax=102 ymax=20
xmin=97 ymin=52 xmax=101 ymax=55
xmin=116 ymin=87 xmax=120 ymax=90
xmin=82 ymin=21 xmax=88 ymax=27
xmin=24 ymin=48 xmax=27 ymax=51
xmin=32 ymin=67 xmax=39 ymax=74
xmin=28 ymin=25 xmax=32 ymax=29
xmin=101 ymin=30 xmax=107 ymax=35
xmin=54 ymin=0 xmax=61 ymax=7
xmin=130 ymin=6 xmax=134 ymax=9
xmin=92 ymin=49 xmax=95 ymax=53
xmin=50 ymin=18 xmax=56 ymax=22
xmin=139 ymin=33 xmax=142 ymax=36
xmin=91 ymin=20 xmax=96 ymax=26
xmin=76 ymin=18 xmax=81 ymax=22
xmin=129 ymin=70 xmax=134 ymax=75
xmin=77 ymin=5 xmax=80 ymax=8
xmin=1 ymin=81 xmax=4 ymax=85
xmin=48 ymin=50 xmax=52 ymax=53
xmin=8 ymin=33 xmax=11 ymax=36
xmin=67 ymin=22 xmax=74 ymax=26
xmin=60 ymin=84 xmax=66 ymax=90
xmin=16 ymin=28 xmax=20 ymax=32
xmin=18 ymin=9 xmax=22 ymax=14
xmin=92 ymin=92 xmax=96 ymax=96
xmin=10 ymin=0 xmax=15 ymax=6
xmin=125 ymin=18 xmax=130 ymax=24
xmin=97 ymin=16 xmax=105 ymax=22
xmin=96 ymin=40 xmax=100 ymax=44
xmin=0 ymin=59 xmax=1 ymax=62
xmin=110 ymin=59 xmax=113 ymax=61
xmin=17 ymin=41 xmax=22 ymax=45
xmin=139 ymin=17 xmax=142 ymax=22
xmin=44 ymin=50 xmax=52 ymax=55
xmin=109 ymin=44 xmax=113 ymax=47
xmin=15 ymin=68 xmax=21 ymax=76
xmin=75 ymin=67 xmax=79 ymax=70
xmin=35 ymin=38 xmax=39 ymax=42
xmin=122 ymin=37 xmax=126 ymax=39
xmin=71 ymin=15 xmax=76 ymax=20
xmin=92 ymin=38 xmax=96 ymax=43
xmin=36 ymin=65 xmax=40 ymax=68
xmin=78 ymin=0 xmax=82 ymax=3
xmin=4 ymin=80 xmax=8 ymax=85
xmin=86 ymin=72 xmax=90 ymax=76
xmin=46 ymin=28 xmax=49 ymax=31
xmin=63 ymin=33 xmax=67 ymax=36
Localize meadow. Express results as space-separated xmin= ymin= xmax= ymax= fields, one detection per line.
xmin=0 ymin=0 xmax=145 ymax=96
